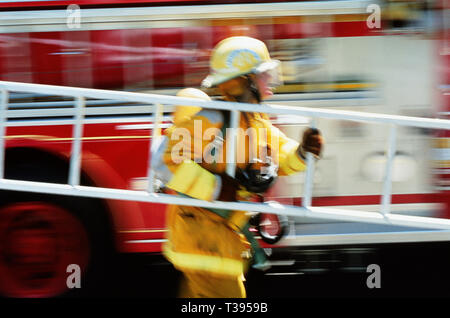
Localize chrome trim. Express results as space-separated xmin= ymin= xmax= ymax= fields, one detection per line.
xmin=283 ymin=230 xmax=450 ymax=246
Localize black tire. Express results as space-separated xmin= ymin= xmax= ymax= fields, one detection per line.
xmin=0 ymin=148 xmax=115 ymax=298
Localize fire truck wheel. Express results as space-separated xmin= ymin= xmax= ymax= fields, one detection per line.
xmin=254 ymin=213 xmax=289 ymax=245
xmin=0 ymin=149 xmax=115 ymax=298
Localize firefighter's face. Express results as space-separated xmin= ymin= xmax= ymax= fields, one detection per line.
xmin=254 ymin=68 xmax=282 ymax=100
xmin=254 ymin=72 xmax=273 ymax=99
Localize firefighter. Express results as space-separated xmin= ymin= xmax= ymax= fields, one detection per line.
xmin=152 ymin=36 xmax=323 ymax=298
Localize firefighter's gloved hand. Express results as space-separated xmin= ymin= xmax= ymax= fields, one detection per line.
xmin=217 ymin=173 xmax=241 ymax=202
xmin=298 ymin=127 xmax=323 ymax=159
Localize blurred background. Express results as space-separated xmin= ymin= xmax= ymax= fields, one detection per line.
xmin=0 ymin=0 xmax=448 ymax=298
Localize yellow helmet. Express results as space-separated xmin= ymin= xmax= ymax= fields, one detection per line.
xmin=201 ymin=36 xmax=281 ymax=88
xmin=173 ymin=88 xmax=211 ymax=125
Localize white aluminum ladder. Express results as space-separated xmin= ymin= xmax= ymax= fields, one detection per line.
xmin=1 ymin=80 xmax=450 ymax=245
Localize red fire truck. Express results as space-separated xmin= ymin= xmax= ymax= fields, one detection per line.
xmin=0 ymin=0 xmax=447 ymax=297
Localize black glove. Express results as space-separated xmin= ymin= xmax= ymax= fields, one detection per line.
xmin=298 ymin=127 xmax=323 ymax=159
xmin=235 ymin=161 xmax=278 ymax=194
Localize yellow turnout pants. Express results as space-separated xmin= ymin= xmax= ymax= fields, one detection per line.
xmin=163 ymin=204 xmax=250 ymax=298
